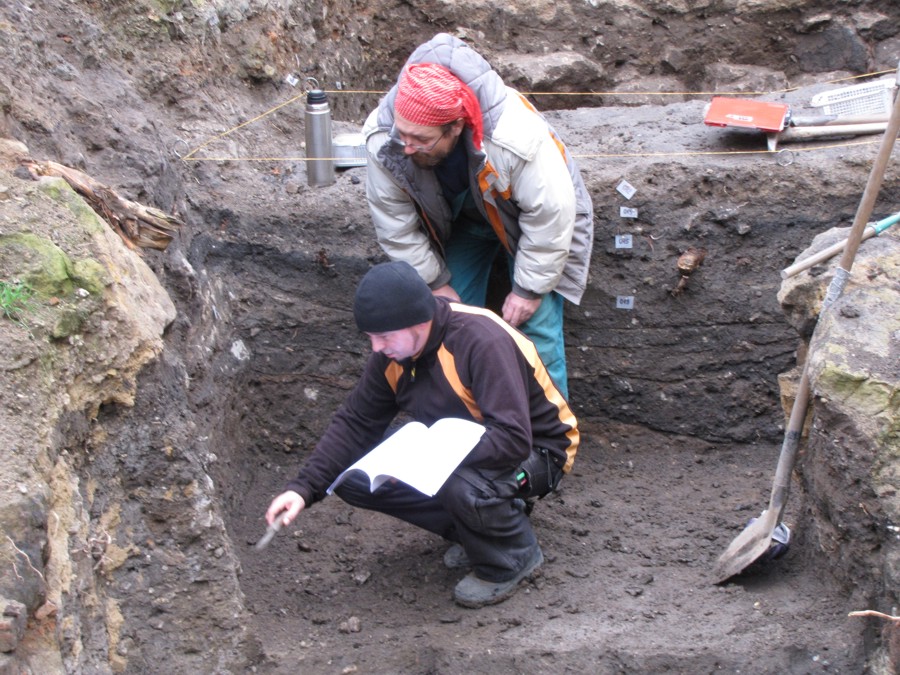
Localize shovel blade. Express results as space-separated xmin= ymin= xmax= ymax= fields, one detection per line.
xmin=712 ymin=515 xmax=777 ymax=584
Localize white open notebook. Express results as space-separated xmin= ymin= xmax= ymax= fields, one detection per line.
xmin=326 ymin=418 xmax=486 ymax=497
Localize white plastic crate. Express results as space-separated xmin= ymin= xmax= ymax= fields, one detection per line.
xmin=810 ymin=78 xmax=895 ymax=118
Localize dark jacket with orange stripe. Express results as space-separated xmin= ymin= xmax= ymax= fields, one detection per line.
xmin=285 ymin=298 xmax=579 ymax=507
xmin=362 ymin=32 xmax=594 ymax=305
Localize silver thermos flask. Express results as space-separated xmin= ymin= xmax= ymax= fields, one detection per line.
xmin=304 ymin=85 xmax=334 ymax=187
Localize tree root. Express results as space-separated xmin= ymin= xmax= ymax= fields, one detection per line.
xmin=21 ymin=158 xmax=183 ymax=252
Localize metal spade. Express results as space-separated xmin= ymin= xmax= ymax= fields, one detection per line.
xmin=713 ymin=67 xmax=900 ymax=583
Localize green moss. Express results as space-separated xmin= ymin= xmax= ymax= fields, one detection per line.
xmin=37 ymin=178 xmax=105 ymax=236
xmin=70 ymin=258 xmax=108 ymax=295
xmin=1 ymin=233 xmax=75 ymax=297
xmin=0 ymin=233 xmax=108 ymax=298
xmin=818 ymin=364 xmax=898 ymax=416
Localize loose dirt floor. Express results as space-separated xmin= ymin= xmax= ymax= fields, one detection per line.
xmin=232 ymin=426 xmax=864 ymax=674
xmin=3 ymin=0 xmax=899 ymax=673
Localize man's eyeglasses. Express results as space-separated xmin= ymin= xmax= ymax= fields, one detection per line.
xmin=389 ymin=126 xmax=448 ymax=153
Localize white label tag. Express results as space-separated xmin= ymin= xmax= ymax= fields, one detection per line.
xmin=616 ymin=295 xmax=635 ymax=310
xmin=614 ymin=234 xmax=633 ymax=249
xmin=620 ymin=206 xmax=638 ymax=219
xmin=617 ymin=180 xmax=637 ymax=200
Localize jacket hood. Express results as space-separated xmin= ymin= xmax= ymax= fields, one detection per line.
xmin=371 ymin=33 xmax=507 ymax=139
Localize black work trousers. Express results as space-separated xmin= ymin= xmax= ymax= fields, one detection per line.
xmin=334 ymin=462 xmax=539 ymax=582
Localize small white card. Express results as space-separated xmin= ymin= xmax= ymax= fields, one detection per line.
xmin=620 ymin=206 xmax=638 ymax=219
xmin=617 ymin=180 xmax=637 ymax=200
xmin=615 ymin=234 xmax=633 ymax=249
xmin=616 ymin=296 xmax=635 ymax=310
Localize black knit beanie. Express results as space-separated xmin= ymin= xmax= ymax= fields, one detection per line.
xmin=353 ymin=261 xmax=436 ymax=332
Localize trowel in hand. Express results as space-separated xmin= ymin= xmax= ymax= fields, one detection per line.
xmin=254 ymin=518 xmax=283 ymax=551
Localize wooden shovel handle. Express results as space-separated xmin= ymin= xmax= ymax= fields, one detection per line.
xmin=837 ymin=85 xmax=900 ymax=275
xmin=770 ymin=80 xmax=900 ymax=523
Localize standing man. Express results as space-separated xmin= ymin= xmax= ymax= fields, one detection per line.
xmin=362 ymin=33 xmax=594 ymax=400
xmin=266 ymin=261 xmax=579 ymax=608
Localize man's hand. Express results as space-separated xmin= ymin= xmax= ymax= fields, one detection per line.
xmin=266 ymin=490 xmax=306 ymax=527
xmin=502 ymin=292 xmax=541 ymax=327
xmin=432 ymin=284 xmax=461 ymax=301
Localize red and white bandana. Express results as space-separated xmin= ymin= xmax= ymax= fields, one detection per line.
xmin=394 ymin=63 xmax=484 ymax=149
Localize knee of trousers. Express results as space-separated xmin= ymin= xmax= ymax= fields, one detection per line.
xmin=332 ymin=473 xmax=377 ymax=509
xmin=439 ymin=467 xmax=519 ymax=529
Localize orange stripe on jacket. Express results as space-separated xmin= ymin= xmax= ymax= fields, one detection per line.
xmin=476 ymin=160 xmax=511 ymax=253
xmin=448 ymin=303 xmax=579 ymax=472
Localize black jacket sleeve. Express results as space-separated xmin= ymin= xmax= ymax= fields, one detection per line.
xmin=285 ymin=354 xmax=399 ymax=506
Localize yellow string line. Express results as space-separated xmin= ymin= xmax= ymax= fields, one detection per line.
xmin=181 ymin=91 xmax=307 ymax=160
xmin=574 ymin=137 xmax=880 ymax=159
xmin=180 ymin=69 xmax=895 ymax=162
xmin=181 ymin=137 xmax=880 ymax=163
xmin=518 ymin=68 xmax=898 ymax=97
xmin=274 ymin=69 xmax=898 ymax=99
xmin=183 ymin=156 xmax=351 ymax=162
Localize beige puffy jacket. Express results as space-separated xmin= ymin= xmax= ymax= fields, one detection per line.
xmin=362 ymin=33 xmax=594 ymax=304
